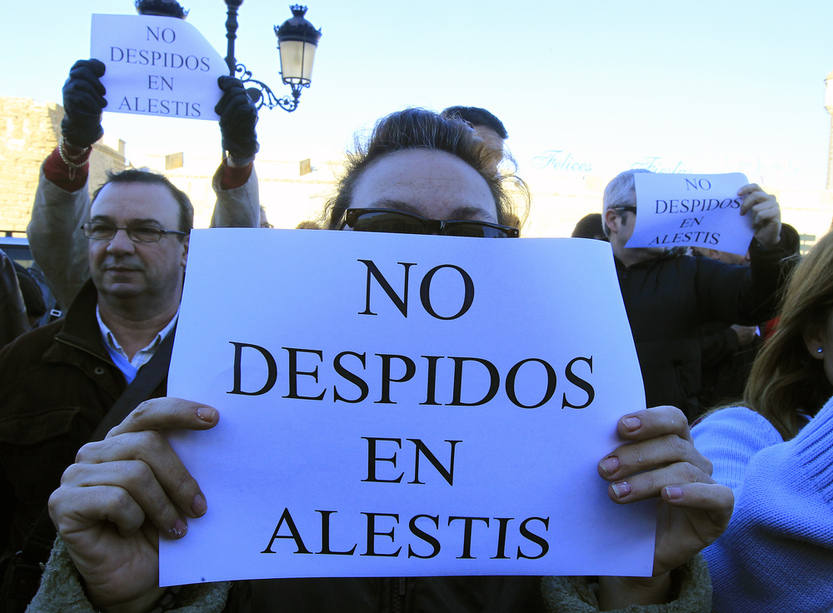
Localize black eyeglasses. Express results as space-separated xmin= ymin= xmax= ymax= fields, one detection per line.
xmin=340 ymin=208 xmax=519 ymax=238
xmin=82 ymin=221 xmax=186 ymax=243
xmin=611 ymin=205 xmax=637 ymax=216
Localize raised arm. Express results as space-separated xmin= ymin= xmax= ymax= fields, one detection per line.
xmin=209 ymin=77 xmax=261 ymax=229
xmin=28 ymin=59 xmax=106 ymax=307
xmin=693 ymin=185 xmax=792 ymax=327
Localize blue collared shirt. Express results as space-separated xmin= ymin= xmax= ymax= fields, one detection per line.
xmin=96 ymin=305 xmax=178 ymax=383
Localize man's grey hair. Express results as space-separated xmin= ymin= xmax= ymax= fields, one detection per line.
xmin=601 ymin=168 xmax=653 ymax=237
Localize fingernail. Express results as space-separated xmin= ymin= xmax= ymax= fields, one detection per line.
xmin=664 ymin=486 xmax=683 ymax=501
xmin=622 ymin=416 xmax=641 ymax=432
xmin=196 ymin=407 xmax=217 ymax=423
xmin=611 ymin=481 xmax=631 ymax=498
xmin=191 ymin=493 xmax=207 ymax=517
xmin=169 ymin=519 xmax=188 ymax=539
xmin=599 ymin=456 xmax=620 ymax=476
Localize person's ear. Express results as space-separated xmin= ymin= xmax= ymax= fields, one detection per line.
xmin=180 ymin=235 xmax=189 ymax=269
xmin=802 ymin=324 xmax=825 ymax=360
xmin=604 ymin=209 xmax=620 ymax=236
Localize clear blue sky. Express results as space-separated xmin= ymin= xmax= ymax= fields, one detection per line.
xmin=4 ymin=0 xmax=833 ymax=190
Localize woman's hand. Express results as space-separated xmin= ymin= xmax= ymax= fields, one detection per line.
xmin=48 ymin=398 xmax=219 ymax=613
xmin=596 ymin=406 xmax=733 ymax=607
xmin=739 ymin=183 xmax=781 ymax=248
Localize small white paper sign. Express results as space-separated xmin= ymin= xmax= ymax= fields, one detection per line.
xmin=161 ymin=229 xmax=654 ymax=586
xmin=90 ymin=14 xmax=226 ymax=121
xmin=627 ymin=173 xmax=753 ymax=255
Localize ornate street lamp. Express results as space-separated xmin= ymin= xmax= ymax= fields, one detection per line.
xmin=224 ymin=2 xmax=322 ymax=112
xmin=135 ymin=1 xmax=322 ymax=113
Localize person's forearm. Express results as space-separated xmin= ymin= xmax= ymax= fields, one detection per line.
xmin=210 ymin=162 xmax=260 ymax=228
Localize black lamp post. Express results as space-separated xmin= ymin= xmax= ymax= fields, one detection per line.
xmin=136 ymin=0 xmax=322 ymax=113
xmin=224 ymin=2 xmax=322 ymax=112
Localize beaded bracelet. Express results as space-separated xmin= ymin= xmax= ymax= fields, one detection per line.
xmin=58 ymin=135 xmax=91 ymax=181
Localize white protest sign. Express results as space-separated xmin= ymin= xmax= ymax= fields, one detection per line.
xmin=90 ymin=14 xmax=226 ymax=121
xmin=626 ymin=173 xmax=753 ymax=255
xmin=160 ymin=229 xmax=654 ymax=586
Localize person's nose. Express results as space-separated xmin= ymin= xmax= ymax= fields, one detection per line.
xmin=106 ymin=228 xmax=136 ymax=253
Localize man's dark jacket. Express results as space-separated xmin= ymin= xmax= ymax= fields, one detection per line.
xmin=0 ymin=280 xmax=166 ymax=559
xmin=615 ymin=237 xmax=792 ymax=420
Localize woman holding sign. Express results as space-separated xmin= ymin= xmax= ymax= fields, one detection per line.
xmin=693 ymin=231 xmax=833 ymax=613
xmin=33 ymin=110 xmax=731 ymax=612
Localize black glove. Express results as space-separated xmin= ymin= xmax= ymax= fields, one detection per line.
xmin=61 ymin=59 xmax=106 ymax=148
xmin=216 ymin=76 xmax=259 ymax=161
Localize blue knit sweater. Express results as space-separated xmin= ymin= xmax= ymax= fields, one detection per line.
xmin=692 ymin=396 xmax=833 ymax=613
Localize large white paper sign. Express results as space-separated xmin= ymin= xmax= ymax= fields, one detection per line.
xmin=627 ymin=173 xmax=753 ymax=255
xmin=90 ymin=14 xmax=226 ymax=121
xmin=161 ymin=230 xmax=654 ymax=586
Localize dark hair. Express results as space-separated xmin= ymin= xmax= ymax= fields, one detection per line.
xmin=571 ymin=213 xmax=608 ymax=241
xmin=322 ymin=108 xmax=527 ymax=229
xmin=743 ymin=231 xmax=833 ymax=439
xmin=440 ymin=106 xmax=508 ymax=139
xmin=91 ymin=169 xmax=194 ymax=235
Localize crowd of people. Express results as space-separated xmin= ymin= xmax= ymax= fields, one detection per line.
xmin=0 ymin=45 xmax=830 ymax=613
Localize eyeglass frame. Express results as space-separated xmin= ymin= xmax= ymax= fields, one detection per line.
xmin=609 ymin=205 xmax=637 ymax=216
xmin=338 ymin=207 xmax=520 ymax=238
xmin=81 ymin=220 xmax=187 ymax=243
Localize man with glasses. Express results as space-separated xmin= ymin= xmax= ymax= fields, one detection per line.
xmin=602 ymin=168 xmax=792 ymax=420
xmin=0 ymin=169 xmax=191 ymax=609
xmin=27 ymin=59 xmax=260 ymax=311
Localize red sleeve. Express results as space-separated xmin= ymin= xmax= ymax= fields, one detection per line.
xmin=219 ymin=158 xmax=253 ymax=190
xmin=42 ymin=146 xmax=90 ymax=192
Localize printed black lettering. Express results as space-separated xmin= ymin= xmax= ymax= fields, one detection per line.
xmin=375 ymin=354 xmax=416 ymax=404
xmin=491 ymin=517 xmax=513 ymax=559
xmin=420 ymin=355 xmax=442 ymax=405
xmin=358 ymin=260 xmax=416 ymax=317
xmin=505 ymin=358 xmax=557 ymax=409
xmin=419 ymin=264 xmax=475 ymax=320
xmin=333 ymin=351 xmax=369 ymax=403
xmin=448 ymin=516 xmax=490 ymax=559
xmin=408 ymin=514 xmax=441 ymax=558
xmin=517 ymin=516 xmax=549 ymax=560
xmin=562 ymin=356 xmax=595 ymax=409
xmin=449 ymin=357 xmax=499 ymax=406
xmin=316 ymin=510 xmax=357 ymax=555
xmin=361 ymin=512 xmax=401 ymax=557
xmin=282 ymin=347 xmax=325 ymax=401
xmin=407 ymin=438 xmax=461 ymax=486
xmin=228 ymin=341 xmax=277 ymax=396
xmin=362 ymin=437 xmax=403 ymax=483
xmin=261 ymin=507 xmax=312 ymax=554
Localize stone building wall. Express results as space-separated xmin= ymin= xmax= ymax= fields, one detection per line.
xmin=0 ymin=97 xmax=126 ymax=235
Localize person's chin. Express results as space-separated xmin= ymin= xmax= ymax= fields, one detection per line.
xmin=100 ymin=282 xmax=144 ymax=299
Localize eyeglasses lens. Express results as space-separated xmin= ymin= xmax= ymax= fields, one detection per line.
xmin=447 ymin=223 xmax=502 ymax=238
xmin=346 ymin=209 xmax=516 ymax=238
xmin=350 ymin=211 xmax=426 ymax=235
